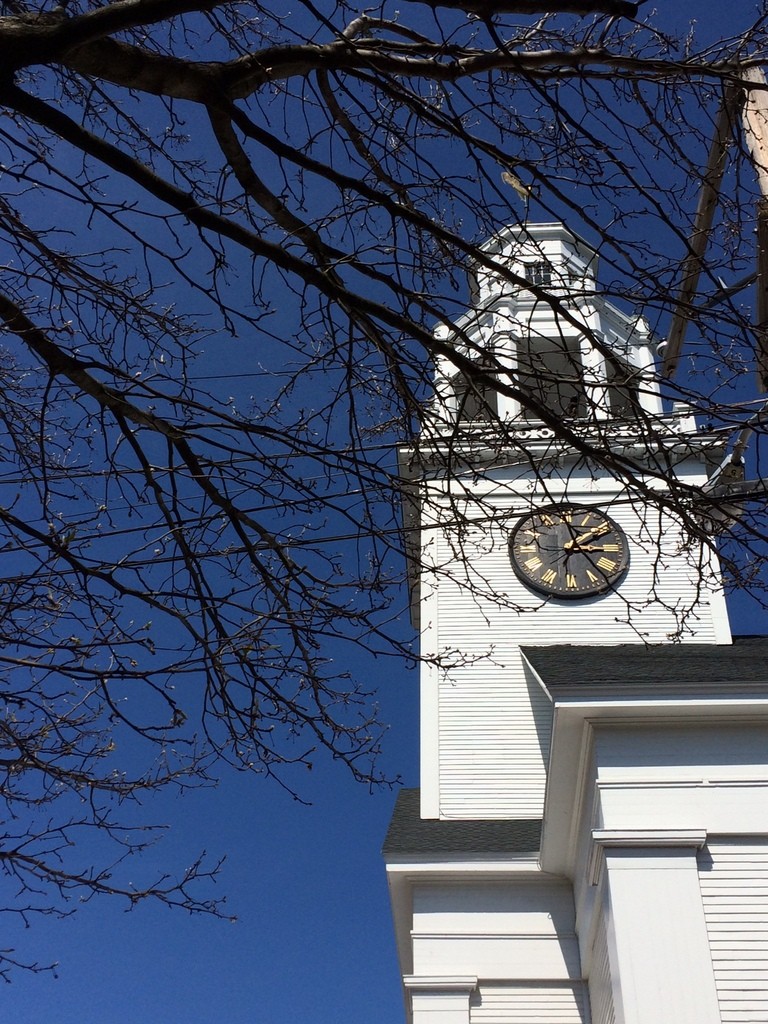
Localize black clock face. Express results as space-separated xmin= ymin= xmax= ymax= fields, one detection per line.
xmin=509 ymin=504 xmax=629 ymax=599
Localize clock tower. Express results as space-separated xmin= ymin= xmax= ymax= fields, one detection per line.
xmin=400 ymin=222 xmax=730 ymax=823
xmin=385 ymin=223 xmax=768 ymax=1024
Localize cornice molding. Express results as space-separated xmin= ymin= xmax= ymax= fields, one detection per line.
xmin=403 ymin=975 xmax=478 ymax=992
xmin=588 ymin=828 xmax=707 ymax=885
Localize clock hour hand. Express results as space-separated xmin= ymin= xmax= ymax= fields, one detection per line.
xmin=563 ymin=523 xmax=609 ymax=550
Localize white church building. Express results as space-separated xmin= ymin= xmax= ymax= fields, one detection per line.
xmin=383 ymin=223 xmax=768 ymax=1024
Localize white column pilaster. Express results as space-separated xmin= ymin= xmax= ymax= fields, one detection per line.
xmin=591 ymin=829 xmax=720 ymax=1024
xmin=403 ymin=976 xmax=477 ymax=1024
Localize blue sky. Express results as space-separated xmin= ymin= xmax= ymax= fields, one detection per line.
xmin=4 ymin=3 xmax=768 ymax=1023
xmin=4 ymin=650 xmax=419 ymax=1024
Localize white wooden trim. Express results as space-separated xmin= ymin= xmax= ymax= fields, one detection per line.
xmin=419 ymin=523 xmax=441 ymax=818
xmin=589 ymin=828 xmax=707 ymax=886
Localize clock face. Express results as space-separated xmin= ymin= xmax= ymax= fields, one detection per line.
xmin=509 ymin=504 xmax=629 ymax=599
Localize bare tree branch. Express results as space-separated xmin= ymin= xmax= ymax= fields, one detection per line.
xmin=0 ymin=0 xmax=766 ymax=979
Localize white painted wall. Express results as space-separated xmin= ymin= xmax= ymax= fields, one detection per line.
xmin=593 ymin=724 xmax=768 ymax=833
xmin=399 ymin=877 xmax=589 ymax=1024
xmin=699 ymin=838 xmax=768 ymax=1023
xmin=469 ymin=983 xmax=589 ymax=1023
xmin=412 ymin=881 xmax=581 ymax=979
xmin=420 ymin=468 xmax=730 ymax=819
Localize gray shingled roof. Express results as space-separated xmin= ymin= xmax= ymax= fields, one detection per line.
xmin=521 ymin=636 xmax=768 ymax=689
xmin=384 ymin=639 xmax=768 ymax=858
xmin=382 ymin=789 xmax=541 ymax=856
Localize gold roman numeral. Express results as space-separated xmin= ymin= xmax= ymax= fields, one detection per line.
xmin=586 ymin=569 xmax=599 ymax=584
xmin=566 ymin=574 xmax=578 ymax=589
xmin=541 ymin=568 xmax=557 ymax=584
xmin=525 ymin=556 xmax=543 ymax=571
xmin=597 ymin=556 xmax=616 ymax=572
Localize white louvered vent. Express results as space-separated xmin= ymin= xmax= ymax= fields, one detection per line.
xmin=470 ymin=982 xmax=590 ymax=1023
xmin=699 ymin=838 xmax=768 ymax=1023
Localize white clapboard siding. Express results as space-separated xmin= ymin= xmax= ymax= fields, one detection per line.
xmin=469 ymin=982 xmax=590 ymax=1023
xmin=437 ymin=646 xmax=552 ymax=817
xmin=588 ymin=912 xmax=615 ymax=1024
xmin=699 ymin=838 xmax=768 ymax=1023
xmin=431 ymin=490 xmax=723 ymax=818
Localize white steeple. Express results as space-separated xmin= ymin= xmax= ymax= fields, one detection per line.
xmin=401 ymin=222 xmax=731 ymax=821
xmin=430 ymin=222 xmax=660 ymax=429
